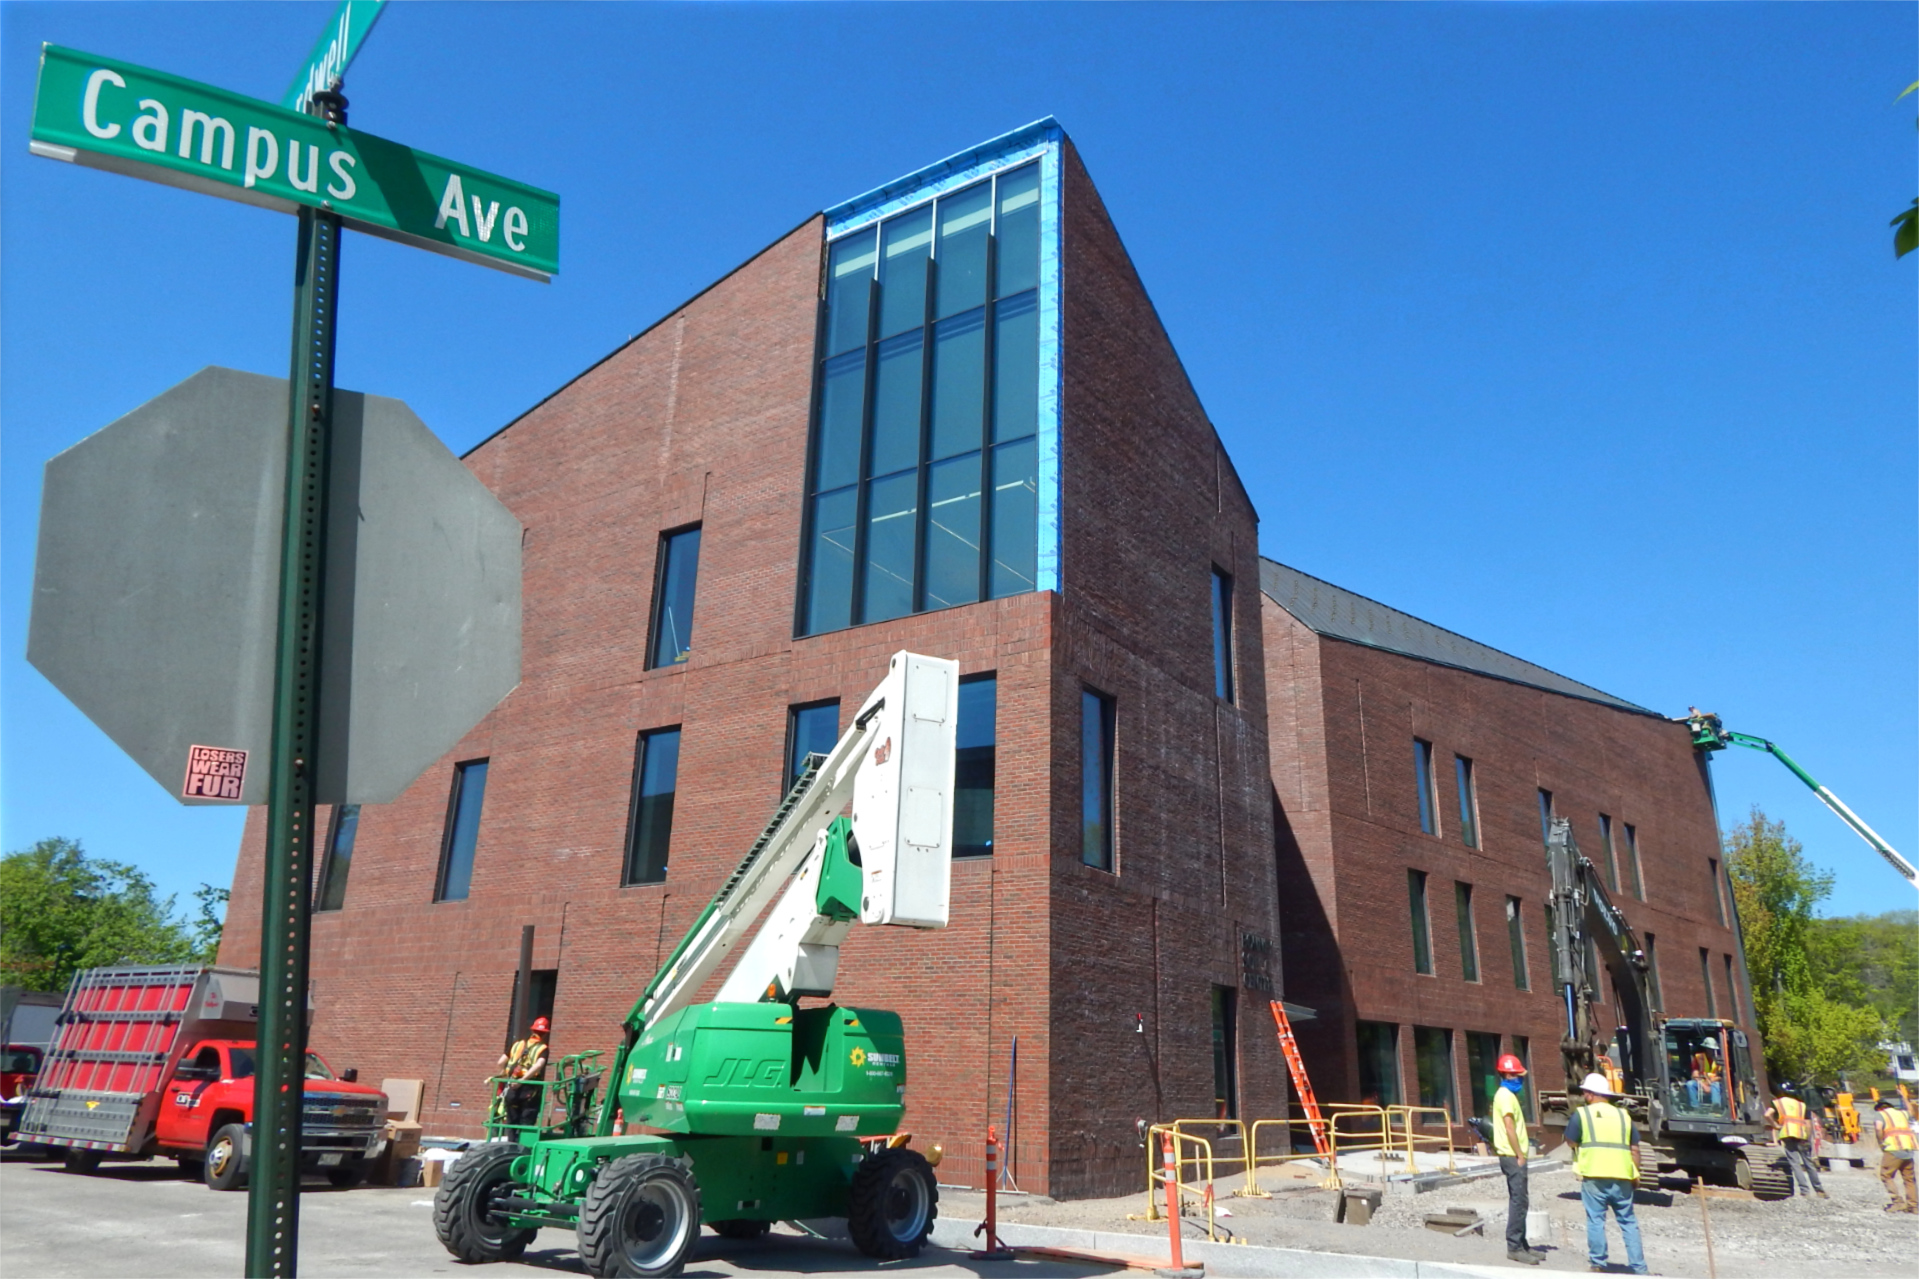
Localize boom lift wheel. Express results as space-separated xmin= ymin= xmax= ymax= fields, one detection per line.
xmin=205 ymin=1124 xmax=248 ymax=1191
xmin=576 ymin=1153 xmax=701 ymax=1278
xmin=847 ymin=1146 xmax=938 ymax=1259
xmin=434 ymin=1142 xmax=538 ymax=1262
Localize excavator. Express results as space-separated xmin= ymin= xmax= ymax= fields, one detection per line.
xmin=1536 ymin=818 xmax=1797 ymax=1198
xmin=432 ymin=652 xmax=960 ymax=1277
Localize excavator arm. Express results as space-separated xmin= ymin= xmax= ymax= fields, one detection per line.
xmin=1545 ymin=818 xmax=1659 ymax=1095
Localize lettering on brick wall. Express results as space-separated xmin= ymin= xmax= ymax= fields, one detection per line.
xmin=1241 ymin=931 xmax=1275 ymax=995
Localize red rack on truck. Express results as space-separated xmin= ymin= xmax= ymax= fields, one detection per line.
xmin=18 ymin=964 xmax=388 ymax=1188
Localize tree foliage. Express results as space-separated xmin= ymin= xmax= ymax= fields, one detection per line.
xmin=0 ymin=837 xmax=202 ymax=991
xmin=1810 ymin=909 xmax=1919 ymax=1046
xmin=1724 ymin=809 xmax=1888 ymax=1083
xmin=1898 ymin=82 xmax=1918 ymax=259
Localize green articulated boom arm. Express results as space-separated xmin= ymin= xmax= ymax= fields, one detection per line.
xmin=1686 ymin=709 xmax=1916 ymax=889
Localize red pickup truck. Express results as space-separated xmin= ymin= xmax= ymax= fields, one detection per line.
xmin=0 ymin=1043 xmax=45 ymax=1144
xmin=18 ymin=964 xmax=388 ymax=1188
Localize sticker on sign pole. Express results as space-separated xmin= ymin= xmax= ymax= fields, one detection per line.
xmin=183 ymin=745 xmax=248 ymax=800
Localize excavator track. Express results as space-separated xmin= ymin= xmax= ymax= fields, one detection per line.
xmin=1740 ymin=1147 xmax=1796 ymax=1201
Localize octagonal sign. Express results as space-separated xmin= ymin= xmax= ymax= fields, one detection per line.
xmin=28 ymin=366 xmax=521 ymax=805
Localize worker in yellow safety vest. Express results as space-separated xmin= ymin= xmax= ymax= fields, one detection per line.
xmin=1875 ymin=1099 xmax=1917 ymax=1213
xmin=1566 ymin=1073 xmax=1647 ymax=1276
xmin=1768 ymin=1082 xmax=1827 ymax=1200
xmin=1490 ymin=1053 xmax=1541 ymax=1266
xmin=495 ymin=1016 xmax=550 ymax=1131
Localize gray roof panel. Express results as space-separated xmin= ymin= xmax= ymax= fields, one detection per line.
xmin=1259 ymin=559 xmax=1655 ymax=716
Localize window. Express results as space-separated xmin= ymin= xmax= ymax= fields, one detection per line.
xmin=1081 ymin=688 xmax=1116 ymax=870
xmin=1408 ymin=870 xmax=1433 ymax=974
xmin=954 ymin=676 xmax=997 ymax=857
xmin=1454 ymin=755 xmax=1478 ymax=848
xmin=1624 ymin=822 xmax=1644 ymax=899
xmin=1699 ymin=947 xmax=1717 ymax=1017
xmin=1708 ymin=857 xmax=1727 ymax=925
xmin=623 ymin=728 xmax=681 ymax=885
xmin=1597 ymin=813 xmax=1618 ymax=892
xmin=1356 ymin=1021 xmax=1401 ymax=1106
xmin=1466 ymin=1031 xmax=1502 ymax=1120
xmin=800 ymin=163 xmax=1043 ymax=634
xmin=504 ymin=969 xmax=558 ymax=1049
xmin=786 ymin=701 xmax=841 ymax=792
xmin=647 ymin=526 xmax=701 ymax=668
xmin=435 ymin=759 xmax=489 ymax=902
xmin=1511 ymin=1035 xmax=1535 ymax=1120
xmin=1538 ymin=788 xmax=1554 ymax=846
xmin=1645 ymin=932 xmax=1664 ymax=1010
xmin=315 ymin=805 xmax=360 ymax=912
xmin=1506 ymin=895 xmax=1529 ymax=991
xmin=1210 ymin=568 xmax=1235 ymax=703
xmin=1413 ymin=1026 xmax=1456 ymax=1114
xmin=1413 ymin=739 xmax=1438 ymax=835
xmin=1211 ymin=986 xmax=1238 ymax=1120
xmin=1724 ymin=954 xmax=1740 ymax=1023
xmin=1455 ymin=882 xmax=1479 ymax=982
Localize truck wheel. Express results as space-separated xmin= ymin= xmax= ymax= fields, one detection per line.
xmin=61 ymin=1148 xmax=102 ymax=1176
xmin=206 ymin=1124 xmax=248 ymax=1191
xmin=710 ymin=1219 xmax=771 ymax=1239
xmin=434 ymin=1143 xmax=537 ymax=1263
xmin=577 ymin=1154 xmax=700 ymax=1278
xmin=847 ymin=1147 xmax=938 ymax=1260
xmin=327 ymin=1161 xmax=367 ymax=1189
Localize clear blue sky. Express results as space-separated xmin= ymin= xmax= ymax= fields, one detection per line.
xmin=3 ymin=3 xmax=1913 ymax=921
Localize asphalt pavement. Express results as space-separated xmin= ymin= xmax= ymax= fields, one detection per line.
xmin=0 ymin=1150 xmax=1116 ymax=1279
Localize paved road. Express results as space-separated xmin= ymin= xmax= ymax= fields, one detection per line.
xmin=0 ymin=1151 xmax=1112 ymax=1278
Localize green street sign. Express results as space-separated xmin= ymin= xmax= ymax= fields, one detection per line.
xmin=30 ymin=44 xmax=557 ymax=281
xmin=285 ymin=0 xmax=387 ymax=114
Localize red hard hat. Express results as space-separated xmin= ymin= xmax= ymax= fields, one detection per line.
xmin=1496 ymin=1054 xmax=1527 ymax=1075
xmin=530 ymin=1016 xmax=550 ymax=1033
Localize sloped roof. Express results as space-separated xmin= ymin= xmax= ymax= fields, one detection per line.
xmin=1259 ymin=559 xmax=1655 ymax=716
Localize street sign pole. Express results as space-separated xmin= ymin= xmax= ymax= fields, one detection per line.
xmin=245 ymin=88 xmax=345 ymax=1279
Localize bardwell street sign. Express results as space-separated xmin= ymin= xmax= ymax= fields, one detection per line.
xmin=30 ymin=44 xmax=558 ymax=281
xmin=284 ymin=0 xmax=387 ymax=114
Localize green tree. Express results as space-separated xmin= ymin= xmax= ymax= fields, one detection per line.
xmin=0 ymin=837 xmax=197 ymax=991
xmin=1810 ymin=910 xmax=1919 ymax=1045
xmin=1897 ymin=82 xmax=1918 ymax=259
xmin=190 ymin=883 xmax=229 ymax=963
xmin=1724 ymin=809 xmax=1887 ymax=1082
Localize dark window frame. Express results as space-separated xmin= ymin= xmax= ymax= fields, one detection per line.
xmin=1210 ymin=566 xmax=1235 ymax=704
xmin=1537 ymin=788 xmax=1554 ymax=846
xmin=785 ymin=700 xmax=842 ymax=794
xmin=1645 ymin=932 xmax=1664 ymax=1010
xmin=1414 ymin=739 xmax=1438 ymax=836
xmin=1211 ymin=985 xmax=1239 ymax=1121
xmin=1708 ymin=857 xmax=1728 ymax=926
xmin=645 ymin=524 xmax=702 ymax=670
xmin=1454 ymin=755 xmax=1478 ymax=848
xmin=1409 ymin=869 xmax=1433 ymax=975
xmin=1699 ymin=947 xmax=1717 ymax=1017
xmin=1412 ymin=1025 xmax=1457 ymax=1115
xmin=622 ymin=726 xmax=682 ymax=886
xmin=1455 ymin=881 xmax=1479 ymax=983
xmin=1624 ymin=822 xmax=1644 ymax=899
xmin=314 ymin=804 xmax=361 ymax=912
xmin=1355 ymin=1020 xmax=1402 ymax=1107
xmin=1506 ymin=895 xmax=1529 ymax=991
xmin=1080 ymin=686 xmax=1117 ymax=872
xmin=434 ymin=758 xmax=490 ymax=903
xmin=953 ymin=673 xmax=997 ymax=858
xmin=1597 ymin=813 xmax=1618 ymax=892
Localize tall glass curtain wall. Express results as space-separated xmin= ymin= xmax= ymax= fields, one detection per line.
xmin=802 ymin=163 xmax=1042 ymax=634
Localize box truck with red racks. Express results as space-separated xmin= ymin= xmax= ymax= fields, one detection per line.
xmin=17 ymin=964 xmax=388 ymax=1188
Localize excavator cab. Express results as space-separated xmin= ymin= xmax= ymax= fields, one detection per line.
xmin=1662 ymin=1021 xmax=1731 ymax=1120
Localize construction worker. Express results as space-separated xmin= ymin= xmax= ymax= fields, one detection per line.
xmin=497 ymin=1015 xmax=550 ymax=1131
xmin=1491 ymin=1053 xmax=1541 ymax=1267
xmin=1566 ymin=1073 xmax=1647 ymax=1276
xmin=1875 ymin=1098 xmax=1917 ymax=1213
xmin=1768 ymin=1082 xmax=1827 ymax=1200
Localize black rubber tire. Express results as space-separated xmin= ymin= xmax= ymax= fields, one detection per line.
xmin=205 ymin=1124 xmax=248 ymax=1191
xmin=434 ymin=1143 xmax=537 ymax=1263
xmin=710 ymin=1219 xmax=771 ymax=1240
xmin=847 ymin=1147 xmax=938 ymax=1260
xmin=61 ymin=1148 xmax=102 ymax=1176
xmin=577 ymin=1154 xmax=701 ymax=1278
xmin=327 ymin=1160 xmax=367 ymax=1189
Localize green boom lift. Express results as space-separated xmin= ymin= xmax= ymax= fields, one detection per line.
xmin=434 ymin=652 xmax=961 ymax=1277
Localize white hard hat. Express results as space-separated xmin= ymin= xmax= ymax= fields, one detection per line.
xmin=1579 ymin=1073 xmax=1621 ymax=1097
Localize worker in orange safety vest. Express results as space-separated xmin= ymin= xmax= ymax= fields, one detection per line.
xmin=1876 ymin=1099 xmax=1917 ymax=1213
xmin=1768 ymin=1082 xmax=1827 ymax=1200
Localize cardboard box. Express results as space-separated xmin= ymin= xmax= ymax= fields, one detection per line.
xmin=421 ymin=1158 xmax=445 ymax=1188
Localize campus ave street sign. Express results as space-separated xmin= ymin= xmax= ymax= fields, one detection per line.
xmin=28 ymin=368 xmax=523 ymax=807
xmin=284 ymin=0 xmax=386 ymax=114
xmin=29 ymin=44 xmax=558 ymax=280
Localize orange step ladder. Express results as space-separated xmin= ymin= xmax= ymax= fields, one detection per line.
xmin=1269 ymin=1000 xmax=1332 ymax=1162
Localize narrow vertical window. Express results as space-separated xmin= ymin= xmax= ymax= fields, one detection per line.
xmin=1454 ymin=755 xmax=1478 ymax=848
xmin=1624 ymin=823 xmax=1644 ymax=899
xmin=1455 ymin=882 xmax=1479 ymax=982
xmin=1466 ymin=1032 xmax=1502 ymax=1120
xmin=315 ymin=805 xmax=360 ymax=912
xmin=1511 ymin=1035 xmax=1535 ymax=1119
xmin=1413 ymin=1026 xmax=1456 ymax=1114
xmin=647 ymin=526 xmax=701 ymax=668
xmin=1211 ymin=986 xmax=1238 ymax=1120
xmin=1355 ymin=1021 xmax=1401 ymax=1106
xmin=1537 ymin=788 xmax=1554 ymax=846
xmin=1210 ymin=567 xmax=1235 ymax=703
xmin=435 ymin=759 xmax=489 ymax=903
xmin=1597 ymin=813 xmax=1618 ymax=893
xmin=1708 ymin=857 xmax=1727 ymax=926
xmin=1506 ymin=896 xmax=1529 ymax=991
xmin=1644 ymin=933 xmax=1664 ymax=1009
xmin=1699 ymin=947 xmax=1717 ymax=1017
xmin=954 ymin=675 xmax=996 ymax=857
xmin=1081 ymin=688 xmax=1116 ymax=870
xmin=786 ymin=701 xmax=841 ymax=792
xmin=623 ymin=728 xmax=681 ymax=886
xmin=1408 ymin=870 xmax=1433 ymax=974
xmin=1414 ymin=739 xmax=1438 ymax=836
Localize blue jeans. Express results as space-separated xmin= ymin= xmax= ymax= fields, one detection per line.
xmin=1581 ymin=1177 xmax=1647 ymax=1273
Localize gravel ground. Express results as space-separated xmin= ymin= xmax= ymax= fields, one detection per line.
xmin=942 ymin=1156 xmax=1919 ymax=1276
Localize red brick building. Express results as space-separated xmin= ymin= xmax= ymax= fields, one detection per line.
xmin=219 ymin=120 xmax=1757 ymax=1196
xmin=1261 ymin=558 xmax=1760 ymax=1131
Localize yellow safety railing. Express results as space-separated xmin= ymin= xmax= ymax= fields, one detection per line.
xmin=1241 ymin=1104 xmax=1390 ymax=1194
xmin=1139 ymin=1124 xmax=1236 ymax=1241
xmin=1382 ymin=1105 xmax=1459 ymax=1175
